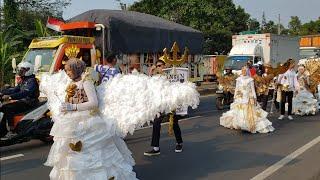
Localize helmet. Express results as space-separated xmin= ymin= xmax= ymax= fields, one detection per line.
xmin=17 ymin=61 xmax=34 ymax=76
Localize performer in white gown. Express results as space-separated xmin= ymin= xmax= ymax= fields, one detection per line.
xmin=41 ymin=57 xmax=199 ymax=180
xmin=220 ymin=66 xmax=274 ymax=133
xmin=293 ymin=65 xmax=318 ymax=115
xmin=43 ymin=58 xmax=137 ymax=180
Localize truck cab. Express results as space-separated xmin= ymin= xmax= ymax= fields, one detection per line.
xmin=24 ymin=35 xmax=97 ymax=74
xmin=225 ymin=43 xmax=263 ymax=70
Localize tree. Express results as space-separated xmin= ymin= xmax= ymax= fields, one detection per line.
xmin=34 ymin=19 xmax=50 ymax=37
xmin=3 ymin=0 xmax=19 ymax=27
xmin=288 ymin=16 xmax=302 ymax=35
xmin=299 ymin=18 xmax=320 ymax=35
xmin=262 ymin=20 xmax=278 ymax=34
xmin=248 ymin=18 xmax=260 ymax=31
xmin=130 ymin=0 xmax=250 ymax=54
xmin=0 ymin=27 xmax=23 ymax=87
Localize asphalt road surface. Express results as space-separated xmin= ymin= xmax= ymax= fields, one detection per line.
xmin=1 ymin=95 xmax=320 ymax=180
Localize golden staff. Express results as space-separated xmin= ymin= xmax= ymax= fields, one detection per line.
xmin=159 ymin=42 xmax=189 ymax=136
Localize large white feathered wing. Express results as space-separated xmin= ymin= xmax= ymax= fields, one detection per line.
xmin=40 ymin=71 xmax=70 ymax=119
xmin=96 ymin=72 xmax=200 ymax=137
xmin=40 ymin=71 xmax=200 ymax=138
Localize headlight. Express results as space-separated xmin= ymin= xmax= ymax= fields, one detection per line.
xmin=218 ymin=85 xmax=224 ymax=91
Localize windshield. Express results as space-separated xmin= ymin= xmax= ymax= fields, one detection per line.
xmin=300 ymin=49 xmax=320 ymax=59
xmin=225 ymin=56 xmax=253 ymax=70
xmin=22 ymin=48 xmax=57 ymax=72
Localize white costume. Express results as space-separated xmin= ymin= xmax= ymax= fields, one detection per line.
xmin=220 ymin=75 xmax=274 ymax=133
xmin=41 ymin=70 xmax=199 ymax=180
xmin=293 ymin=73 xmax=318 ymax=115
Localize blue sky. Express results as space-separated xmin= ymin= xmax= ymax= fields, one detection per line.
xmin=63 ymin=0 xmax=320 ymax=27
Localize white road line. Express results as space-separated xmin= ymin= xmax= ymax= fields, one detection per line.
xmin=251 ymin=135 xmax=320 ymax=180
xmin=0 ymin=154 xmax=24 ymax=161
xmin=136 ymin=115 xmax=202 ymax=130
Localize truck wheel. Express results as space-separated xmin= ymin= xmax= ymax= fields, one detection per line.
xmin=216 ymin=97 xmax=224 ymax=110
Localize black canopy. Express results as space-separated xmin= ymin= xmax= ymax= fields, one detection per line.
xmin=69 ymin=9 xmax=203 ymax=54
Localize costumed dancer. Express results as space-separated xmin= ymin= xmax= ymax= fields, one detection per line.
xmin=220 ymin=66 xmax=274 ymax=133
xmin=246 ymin=60 xmax=256 ymax=77
xmin=293 ymin=65 xmax=318 ymax=115
xmin=43 ymin=58 xmax=137 ymax=180
xmin=144 ymin=60 xmax=183 ymax=156
xmin=277 ymin=59 xmax=299 ymax=120
xmin=255 ymin=64 xmax=274 ymax=111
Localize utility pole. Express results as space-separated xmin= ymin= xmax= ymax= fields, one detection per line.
xmin=278 ymin=14 xmax=281 ymax=35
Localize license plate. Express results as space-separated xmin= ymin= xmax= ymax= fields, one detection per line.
xmin=216 ymin=90 xmax=223 ymax=93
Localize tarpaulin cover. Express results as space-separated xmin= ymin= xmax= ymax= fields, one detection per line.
xmin=69 ymin=9 xmax=204 ymax=54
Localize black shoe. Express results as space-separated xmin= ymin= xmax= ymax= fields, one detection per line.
xmin=144 ymin=149 xmax=160 ymax=156
xmin=175 ymin=144 xmax=183 ymax=153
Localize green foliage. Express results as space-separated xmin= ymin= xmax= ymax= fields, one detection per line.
xmin=299 ymin=18 xmax=320 ymax=35
xmin=248 ymin=18 xmax=260 ymax=32
xmin=34 ymin=19 xmax=50 ymax=37
xmin=0 ymin=27 xmax=23 ymax=87
xmin=3 ymin=0 xmax=19 ymax=27
xmin=130 ymin=0 xmax=250 ymax=54
xmin=288 ymin=16 xmax=302 ymax=35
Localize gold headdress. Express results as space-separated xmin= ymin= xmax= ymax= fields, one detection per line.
xmin=65 ymin=45 xmax=80 ymax=59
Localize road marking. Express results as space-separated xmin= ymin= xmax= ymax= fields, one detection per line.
xmin=0 ymin=154 xmax=24 ymax=161
xmin=136 ymin=115 xmax=202 ymax=130
xmin=251 ymin=135 xmax=320 ymax=180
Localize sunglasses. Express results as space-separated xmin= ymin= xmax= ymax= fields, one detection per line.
xmin=157 ymin=64 xmax=164 ymax=67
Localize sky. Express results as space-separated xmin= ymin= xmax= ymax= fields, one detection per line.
xmin=63 ymin=0 xmax=320 ymax=27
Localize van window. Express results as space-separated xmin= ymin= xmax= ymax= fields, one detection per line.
xmin=254 ymin=56 xmax=262 ymax=64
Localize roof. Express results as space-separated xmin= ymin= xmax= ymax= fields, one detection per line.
xmin=68 ymin=9 xmax=204 ymax=54
xmin=29 ymin=36 xmax=95 ymax=49
xmin=229 ymin=43 xmax=263 ymax=56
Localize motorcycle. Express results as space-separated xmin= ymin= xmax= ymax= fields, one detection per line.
xmin=0 ymin=97 xmax=53 ymax=147
xmin=215 ymin=84 xmax=234 ymax=110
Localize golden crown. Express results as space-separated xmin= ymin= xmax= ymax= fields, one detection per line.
xmin=65 ymin=45 xmax=80 ymax=59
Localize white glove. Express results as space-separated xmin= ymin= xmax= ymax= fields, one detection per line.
xmin=60 ymin=103 xmax=77 ymax=112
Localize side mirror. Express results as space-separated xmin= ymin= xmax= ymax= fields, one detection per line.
xmin=12 ymin=58 xmax=17 ymax=73
xmin=34 ymin=55 xmax=42 ymax=72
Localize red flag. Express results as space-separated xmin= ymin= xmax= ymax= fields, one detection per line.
xmin=46 ymin=17 xmax=64 ymax=32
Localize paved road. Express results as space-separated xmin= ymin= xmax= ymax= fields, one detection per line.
xmin=1 ymin=95 xmax=320 ymax=180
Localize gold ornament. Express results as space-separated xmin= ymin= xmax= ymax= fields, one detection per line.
xmin=159 ymin=42 xmax=189 ymax=66
xmin=69 ymin=141 xmax=82 ymax=152
xmin=65 ymin=45 xmax=80 ymax=59
xmin=65 ymin=83 xmax=77 ymax=102
xmin=168 ymin=113 xmax=174 ymax=136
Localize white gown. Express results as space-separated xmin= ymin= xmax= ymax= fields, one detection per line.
xmin=44 ymin=80 xmax=137 ymax=180
xmin=220 ymin=76 xmax=275 ymax=133
xmin=293 ymin=74 xmax=318 ymax=115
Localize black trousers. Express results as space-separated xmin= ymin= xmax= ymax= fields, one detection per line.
xmin=0 ymin=100 xmax=35 ymax=136
xmin=260 ymin=94 xmax=269 ymax=111
xmin=151 ymin=114 xmax=183 ymax=147
xmin=280 ymin=91 xmax=294 ymax=115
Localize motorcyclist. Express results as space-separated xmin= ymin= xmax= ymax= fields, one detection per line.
xmin=223 ymin=66 xmax=235 ymax=103
xmin=224 ymin=66 xmax=234 ymax=77
xmin=0 ymin=62 xmax=40 ymax=137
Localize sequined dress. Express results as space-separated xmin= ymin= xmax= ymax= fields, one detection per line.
xmin=293 ymin=74 xmax=318 ymax=115
xmin=220 ymin=76 xmax=275 ymax=133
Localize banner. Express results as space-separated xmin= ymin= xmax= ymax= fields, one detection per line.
xmin=163 ymin=68 xmax=189 ymax=115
